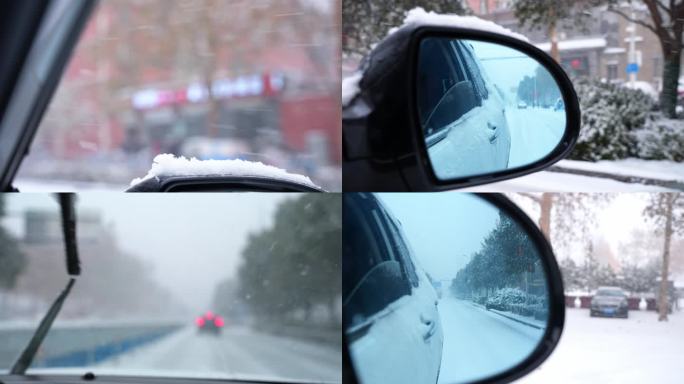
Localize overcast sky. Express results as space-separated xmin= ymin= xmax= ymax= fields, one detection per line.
xmin=3 ymin=194 xmax=291 ymax=312
xmin=470 ymin=39 xmax=541 ymax=98
xmin=377 ymin=193 xmax=662 ymax=282
xmin=378 ymin=193 xmax=499 ymax=281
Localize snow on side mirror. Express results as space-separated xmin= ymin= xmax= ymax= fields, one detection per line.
xmin=342 ymin=193 xmax=565 ymax=384
xmin=342 ymin=14 xmax=580 ymax=192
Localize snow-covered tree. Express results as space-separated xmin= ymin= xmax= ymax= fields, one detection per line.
xmin=342 ymin=1 xmax=468 ymax=57
xmin=571 ymin=79 xmax=655 ymax=161
xmin=513 ymin=0 xmax=594 ymax=62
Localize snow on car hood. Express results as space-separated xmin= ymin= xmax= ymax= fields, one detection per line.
xmin=130 ymin=154 xmax=318 ymax=188
xmin=389 ymin=7 xmax=529 ymax=42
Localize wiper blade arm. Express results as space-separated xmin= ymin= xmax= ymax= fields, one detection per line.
xmin=9 ymin=278 xmax=76 ymax=374
xmin=57 ymin=193 xmax=80 ymax=276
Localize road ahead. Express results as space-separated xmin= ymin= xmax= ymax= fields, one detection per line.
xmin=97 ymin=326 xmax=340 ymax=382
xmin=438 ymin=297 xmax=544 ymax=384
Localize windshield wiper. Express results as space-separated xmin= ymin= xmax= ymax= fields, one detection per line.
xmin=9 ymin=279 xmax=76 ymax=374
xmin=9 ymin=193 xmax=80 ymax=375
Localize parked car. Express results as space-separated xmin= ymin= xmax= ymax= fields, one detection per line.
xmin=553 ymin=97 xmax=565 ymax=111
xmin=517 ymin=101 xmax=528 ymax=109
xmin=590 ymin=287 xmax=629 ymax=318
xmin=343 ymin=193 xmax=443 ymax=384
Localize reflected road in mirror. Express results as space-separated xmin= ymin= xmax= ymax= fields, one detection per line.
xmin=344 ymin=193 xmax=549 ymax=384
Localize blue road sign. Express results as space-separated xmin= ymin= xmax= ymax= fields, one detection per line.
xmin=626 ymin=63 xmax=639 ymax=74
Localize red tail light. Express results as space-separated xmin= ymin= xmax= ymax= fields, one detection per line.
xmin=205 ymin=311 xmax=214 ymax=320
xmin=214 ymin=316 xmax=224 ymax=327
xmin=195 ymin=317 xmax=205 ymax=327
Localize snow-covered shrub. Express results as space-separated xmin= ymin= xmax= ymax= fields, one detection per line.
xmin=633 ymin=117 xmax=684 ymax=161
xmin=571 ymin=79 xmax=656 ymax=161
xmin=485 ymin=288 xmax=548 ymax=320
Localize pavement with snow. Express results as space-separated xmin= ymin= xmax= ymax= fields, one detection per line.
xmin=517 ymin=307 xmax=684 ymax=384
xmin=32 ymin=325 xmax=340 ymax=382
xmin=438 ymin=297 xmax=543 ymax=384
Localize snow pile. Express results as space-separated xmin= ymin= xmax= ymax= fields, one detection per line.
xmin=571 ymin=79 xmax=656 ymax=161
xmin=622 ymin=81 xmax=658 ymax=100
xmin=342 ymin=72 xmax=363 ymax=107
xmin=390 ymin=7 xmax=529 ymax=42
xmin=130 ymin=154 xmax=318 ymax=188
xmin=558 ymin=159 xmax=684 ymax=182
xmin=483 ymin=287 xmax=548 ymax=321
xmin=519 ymin=308 xmax=684 ymax=384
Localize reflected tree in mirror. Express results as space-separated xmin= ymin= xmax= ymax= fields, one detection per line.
xmin=416 ymin=38 xmax=567 ymax=180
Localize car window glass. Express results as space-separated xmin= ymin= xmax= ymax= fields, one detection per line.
xmin=343 ymin=196 xmax=411 ymax=328
xmin=416 ymin=39 xmax=466 ymax=126
xmin=0 ymin=193 xmax=341 ymax=382
xmin=453 ymin=41 xmax=488 ymax=101
xmin=14 ymin=0 xmax=340 ymax=191
xmin=384 ymin=215 xmax=419 ymax=287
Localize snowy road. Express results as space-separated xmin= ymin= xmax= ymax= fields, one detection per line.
xmin=438 ymin=297 xmax=543 ymax=384
xmin=517 ymin=308 xmax=684 ymax=384
xmin=95 ymin=325 xmax=340 ymax=382
xmin=507 ymin=108 xmax=565 ymax=169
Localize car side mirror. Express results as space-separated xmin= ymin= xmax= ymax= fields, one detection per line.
xmin=343 ymin=24 xmax=580 ymax=191
xmin=342 ymin=193 xmax=565 ymax=384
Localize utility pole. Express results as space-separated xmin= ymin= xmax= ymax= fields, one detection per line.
xmin=627 ymin=3 xmax=637 ymax=86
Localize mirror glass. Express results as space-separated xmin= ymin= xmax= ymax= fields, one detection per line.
xmin=416 ymin=38 xmax=567 ymax=181
xmin=343 ymin=193 xmax=551 ymax=384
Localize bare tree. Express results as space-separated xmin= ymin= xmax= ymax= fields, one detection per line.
xmin=644 ymin=193 xmax=683 ymax=321
xmin=599 ymin=0 xmax=684 ymax=118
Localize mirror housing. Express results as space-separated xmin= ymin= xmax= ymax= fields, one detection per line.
xmin=342 ymin=193 xmax=566 ymax=384
xmin=126 ymin=175 xmax=324 ymax=192
xmin=343 ymin=24 xmax=580 ymax=191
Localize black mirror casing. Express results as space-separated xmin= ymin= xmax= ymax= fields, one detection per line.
xmin=343 ymin=24 xmax=581 ymax=191
xmin=342 ymin=193 xmax=566 ymax=384
xmin=125 ymin=175 xmax=324 ymax=192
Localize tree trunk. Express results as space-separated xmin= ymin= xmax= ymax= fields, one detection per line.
xmin=658 ymin=194 xmax=673 ymax=321
xmin=548 ymin=15 xmax=560 ymax=63
xmin=539 ymin=193 xmax=552 ymax=240
xmin=660 ymin=50 xmax=681 ymax=118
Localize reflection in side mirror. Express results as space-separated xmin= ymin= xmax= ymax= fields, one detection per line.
xmin=417 ymin=38 xmax=568 ymax=181
xmin=343 ymin=193 xmax=564 ymax=384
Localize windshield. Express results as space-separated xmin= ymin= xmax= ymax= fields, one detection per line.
xmin=0 ymin=193 xmax=341 ymax=382
xmin=15 ymin=0 xmax=341 ymax=192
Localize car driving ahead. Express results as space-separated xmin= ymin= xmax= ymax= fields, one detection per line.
xmin=196 ymin=311 xmax=225 ymax=334
xmin=590 ymin=286 xmax=629 ymax=318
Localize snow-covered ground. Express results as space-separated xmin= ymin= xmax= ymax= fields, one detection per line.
xmin=438 ymin=297 xmax=544 ymax=384
xmin=464 ymin=158 xmax=683 ymax=192
xmin=463 ymin=170 xmax=673 ymax=192
xmin=60 ymin=325 xmax=341 ymax=383
xmin=517 ymin=307 xmax=684 ymax=384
